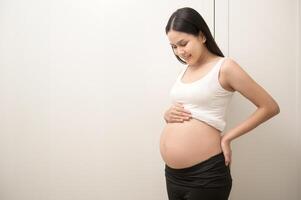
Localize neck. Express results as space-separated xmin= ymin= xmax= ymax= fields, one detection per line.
xmin=189 ymin=50 xmax=219 ymax=69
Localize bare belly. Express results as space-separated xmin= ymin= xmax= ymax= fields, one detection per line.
xmin=159 ymin=118 xmax=223 ymax=169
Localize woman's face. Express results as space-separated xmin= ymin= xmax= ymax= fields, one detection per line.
xmin=167 ymin=30 xmax=206 ymax=65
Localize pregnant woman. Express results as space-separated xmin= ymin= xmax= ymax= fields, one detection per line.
xmin=159 ymin=7 xmax=280 ymax=200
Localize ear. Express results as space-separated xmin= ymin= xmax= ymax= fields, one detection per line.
xmin=199 ymin=32 xmax=206 ymax=43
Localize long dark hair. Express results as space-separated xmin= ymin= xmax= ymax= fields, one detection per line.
xmin=165 ymin=7 xmax=224 ymax=64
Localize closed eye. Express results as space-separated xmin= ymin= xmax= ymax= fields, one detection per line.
xmin=171 ymin=43 xmax=187 ymax=49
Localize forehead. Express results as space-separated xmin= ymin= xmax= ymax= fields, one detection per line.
xmin=167 ymin=30 xmax=192 ymax=44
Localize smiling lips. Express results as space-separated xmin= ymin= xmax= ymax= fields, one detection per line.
xmin=183 ymin=55 xmax=191 ymax=60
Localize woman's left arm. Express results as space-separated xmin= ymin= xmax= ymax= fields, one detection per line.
xmin=220 ymin=58 xmax=280 ymax=166
xmin=222 ymin=58 xmax=280 ymax=143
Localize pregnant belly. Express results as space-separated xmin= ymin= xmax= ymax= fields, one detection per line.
xmin=159 ymin=119 xmax=223 ymax=169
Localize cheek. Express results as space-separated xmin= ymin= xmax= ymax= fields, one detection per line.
xmin=189 ymin=46 xmax=199 ymax=56
xmin=191 ymin=44 xmax=204 ymax=55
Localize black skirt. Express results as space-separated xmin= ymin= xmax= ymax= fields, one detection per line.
xmin=165 ymin=152 xmax=232 ymax=189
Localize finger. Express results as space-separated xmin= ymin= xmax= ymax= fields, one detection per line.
xmin=174 ymin=118 xmax=184 ymax=123
xmin=222 ymin=153 xmax=229 ymax=165
xmin=171 ymin=116 xmax=184 ymax=122
xmin=172 ymin=110 xmax=186 ymax=117
xmin=180 ymin=111 xmax=192 ymax=118
xmin=173 ymin=103 xmax=186 ymax=109
xmin=174 ymin=107 xmax=192 ymax=116
xmin=174 ymin=104 xmax=184 ymax=111
xmin=172 ymin=104 xmax=192 ymax=118
xmin=173 ymin=103 xmax=184 ymax=110
xmin=182 ymin=116 xmax=190 ymax=121
xmin=225 ymin=157 xmax=231 ymax=166
xmin=174 ymin=102 xmax=184 ymax=106
xmin=183 ymin=112 xmax=192 ymax=119
xmin=182 ymin=109 xmax=192 ymax=115
xmin=228 ymin=160 xmax=232 ymax=167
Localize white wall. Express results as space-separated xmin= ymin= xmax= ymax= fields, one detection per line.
xmin=0 ymin=1 xmax=214 ymax=200
xmin=0 ymin=0 xmax=300 ymax=199
xmin=218 ymin=0 xmax=300 ymax=199
xmin=298 ymin=0 xmax=301 ymax=199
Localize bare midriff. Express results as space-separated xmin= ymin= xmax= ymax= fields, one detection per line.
xmin=159 ymin=118 xmax=223 ymax=169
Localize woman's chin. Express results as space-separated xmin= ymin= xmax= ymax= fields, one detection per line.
xmin=184 ymin=56 xmax=191 ymax=63
xmin=185 ymin=57 xmax=192 ymax=63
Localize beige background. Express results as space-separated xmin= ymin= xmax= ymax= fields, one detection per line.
xmin=216 ymin=0 xmax=300 ymax=199
xmin=0 ymin=0 xmax=300 ymax=199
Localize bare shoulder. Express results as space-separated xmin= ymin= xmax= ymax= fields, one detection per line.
xmin=220 ymin=57 xmax=252 ymax=90
xmin=220 ymin=57 xmax=280 ymax=113
xmin=217 ymin=57 xmax=246 ymax=92
xmin=221 ymin=57 xmax=243 ymax=76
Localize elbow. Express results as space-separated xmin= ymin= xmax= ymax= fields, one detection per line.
xmin=269 ymin=102 xmax=280 ymax=116
xmin=275 ymin=104 xmax=280 ymax=115
xmin=260 ymin=101 xmax=280 ymax=118
xmin=273 ymin=105 xmax=280 ymax=116
xmin=257 ymin=99 xmax=280 ymax=119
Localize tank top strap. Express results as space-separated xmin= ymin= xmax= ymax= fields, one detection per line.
xmin=176 ymin=66 xmax=188 ymax=82
xmin=211 ymin=57 xmax=228 ymax=79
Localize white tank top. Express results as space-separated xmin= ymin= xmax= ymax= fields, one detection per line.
xmin=169 ymin=57 xmax=234 ymax=132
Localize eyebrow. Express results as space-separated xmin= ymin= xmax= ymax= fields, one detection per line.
xmin=169 ymin=39 xmax=186 ymax=45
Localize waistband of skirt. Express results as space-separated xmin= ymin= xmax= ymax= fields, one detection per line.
xmin=165 ymin=151 xmax=225 ymax=173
